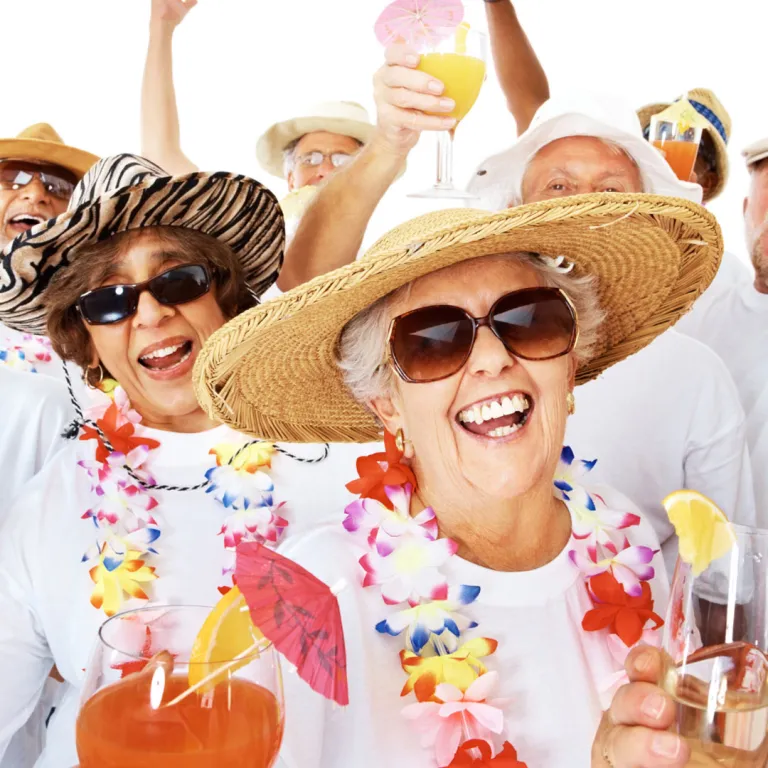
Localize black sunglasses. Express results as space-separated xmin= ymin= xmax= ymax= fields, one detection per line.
xmin=387 ymin=287 xmax=579 ymax=384
xmin=0 ymin=160 xmax=78 ymax=201
xmin=78 ymin=264 xmax=213 ymax=326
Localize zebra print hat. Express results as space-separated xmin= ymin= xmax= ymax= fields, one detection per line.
xmin=0 ymin=154 xmax=285 ymax=334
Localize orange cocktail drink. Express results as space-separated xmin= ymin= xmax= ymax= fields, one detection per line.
xmin=652 ymin=138 xmax=699 ymax=182
xmin=418 ymin=52 xmax=486 ymax=122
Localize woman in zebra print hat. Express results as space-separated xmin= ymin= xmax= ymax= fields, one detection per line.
xmin=0 ymin=154 xmax=367 ymax=766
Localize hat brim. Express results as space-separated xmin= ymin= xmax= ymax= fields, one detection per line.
xmin=0 ymin=171 xmax=285 ymax=335
xmin=637 ymin=102 xmax=729 ymax=203
xmin=194 ymin=194 xmax=722 ymax=444
xmin=256 ymin=117 xmax=377 ymax=178
xmin=0 ymin=138 xmax=99 ymax=179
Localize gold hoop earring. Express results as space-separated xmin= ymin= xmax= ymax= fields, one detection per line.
xmin=566 ymin=391 xmax=576 ymax=416
xmin=395 ymin=428 xmax=410 ymax=453
xmin=86 ymin=363 xmax=105 ymax=390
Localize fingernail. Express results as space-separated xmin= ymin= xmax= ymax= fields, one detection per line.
xmin=442 ymin=118 xmax=457 ymax=129
xmin=635 ymin=650 xmax=654 ymax=673
xmin=651 ymin=733 xmax=682 ymax=759
xmin=439 ymin=98 xmax=455 ymax=111
xmin=405 ymin=54 xmax=420 ymax=67
xmin=427 ymin=80 xmax=444 ymax=94
xmin=641 ymin=693 xmax=666 ymax=721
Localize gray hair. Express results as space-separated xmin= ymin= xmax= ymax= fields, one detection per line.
xmin=338 ymin=252 xmax=604 ymax=405
xmin=282 ymin=137 xmax=304 ymax=175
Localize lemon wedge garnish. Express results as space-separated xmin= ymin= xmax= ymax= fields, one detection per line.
xmin=188 ymin=587 xmax=263 ymax=692
xmin=455 ymin=22 xmax=471 ymax=54
xmin=663 ymin=490 xmax=736 ymax=576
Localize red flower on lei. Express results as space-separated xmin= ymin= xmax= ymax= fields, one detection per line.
xmin=449 ymin=741 xmax=529 ymax=767
xmin=582 ymin=571 xmax=664 ymax=647
xmin=80 ymin=400 xmax=160 ymax=464
xmin=345 ymin=430 xmax=416 ymax=509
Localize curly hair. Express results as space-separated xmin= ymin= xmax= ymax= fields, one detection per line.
xmin=45 ymin=227 xmax=257 ymax=387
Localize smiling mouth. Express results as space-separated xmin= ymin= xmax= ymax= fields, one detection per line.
xmin=456 ymin=393 xmax=533 ymax=439
xmin=138 ymin=340 xmax=193 ymax=372
xmin=8 ymin=213 xmax=46 ymax=233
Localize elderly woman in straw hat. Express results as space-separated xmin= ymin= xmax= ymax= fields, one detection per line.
xmin=0 ymin=154 xmax=364 ymax=766
xmin=197 ymin=193 xmax=722 ymax=767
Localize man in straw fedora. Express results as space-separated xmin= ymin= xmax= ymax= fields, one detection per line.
xmin=194 ymin=192 xmax=723 ymax=768
xmin=277 ymin=50 xmax=756 ymax=574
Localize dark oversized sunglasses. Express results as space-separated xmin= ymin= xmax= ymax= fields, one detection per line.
xmin=78 ymin=264 xmax=213 ymax=326
xmin=0 ymin=160 xmax=78 ymax=201
xmin=386 ymin=287 xmax=579 ymax=384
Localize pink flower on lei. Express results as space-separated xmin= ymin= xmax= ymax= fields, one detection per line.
xmin=220 ymin=502 xmax=288 ymax=549
xmin=344 ymin=484 xmax=438 ymax=555
xmin=360 ymin=533 xmax=458 ymax=606
xmin=402 ymin=672 xmax=507 ymax=768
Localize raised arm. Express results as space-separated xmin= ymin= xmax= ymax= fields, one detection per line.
xmin=141 ymin=0 xmax=200 ymax=175
xmin=485 ymin=0 xmax=549 ymax=135
xmin=277 ymin=46 xmax=456 ymax=291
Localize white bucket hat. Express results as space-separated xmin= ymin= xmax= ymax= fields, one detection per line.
xmin=256 ymin=101 xmax=376 ymax=179
xmin=467 ymin=93 xmax=703 ymax=211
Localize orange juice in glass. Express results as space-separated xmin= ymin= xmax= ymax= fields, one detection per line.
xmin=76 ymin=605 xmax=283 ymax=768
xmin=410 ymin=23 xmax=487 ymax=200
xmin=649 ymin=99 xmax=706 ymax=182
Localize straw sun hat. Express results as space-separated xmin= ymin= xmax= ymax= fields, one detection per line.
xmin=0 ymin=123 xmax=99 ymax=179
xmin=195 ymin=194 xmax=721 ymax=444
xmin=0 ymin=154 xmax=284 ymax=335
xmin=636 ymin=88 xmax=731 ymax=203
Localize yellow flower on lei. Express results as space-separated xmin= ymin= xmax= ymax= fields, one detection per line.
xmin=400 ymin=637 xmax=498 ymax=701
xmin=210 ymin=442 xmax=275 ymax=471
xmin=89 ymin=549 xmax=157 ymax=617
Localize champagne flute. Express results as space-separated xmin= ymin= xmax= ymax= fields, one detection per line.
xmin=662 ymin=525 xmax=768 ymax=766
xmin=76 ymin=605 xmax=284 ymax=768
xmin=409 ymin=25 xmax=487 ymax=200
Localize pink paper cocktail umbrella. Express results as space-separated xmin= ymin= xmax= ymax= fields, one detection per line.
xmin=374 ymin=0 xmax=465 ymax=50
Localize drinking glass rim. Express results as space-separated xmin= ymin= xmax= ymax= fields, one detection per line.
xmin=98 ymin=604 xmax=273 ymax=663
xmin=725 ymin=521 xmax=768 ymax=538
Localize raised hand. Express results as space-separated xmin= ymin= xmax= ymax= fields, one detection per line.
xmin=372 ymin=45 xmax=457 ymax=155
xmin=150 ymin=0 xmax=198 ymax=28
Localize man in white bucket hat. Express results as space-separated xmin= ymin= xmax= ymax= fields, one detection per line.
xmin=469 ymin=95 xmax=757 ymax=571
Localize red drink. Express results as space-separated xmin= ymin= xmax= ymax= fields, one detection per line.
xmin=76 ymin=675 xmax=283 ymax=767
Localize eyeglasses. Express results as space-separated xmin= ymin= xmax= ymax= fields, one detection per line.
xmin=78 ymin=264 xmax=213 ymax=326
xmin=386 ymin=287 xmax=578 ymax=384
xmin=0 ymin=160 xmax=78 ymax=201
xmin=295 ymin=151 xmax=354 ymax=169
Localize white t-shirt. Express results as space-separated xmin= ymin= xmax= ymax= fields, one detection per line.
xmin=276 ymin=485 xmax=668 ymax=768
xmin=746 ymin=386 xmax=768 ymax=517
xmin=565 ymin=329 xmax=755 ymax=576
xmin=0 ymin=423 xmax=365 ymax=767
xmin=0 ymin=367 xmax=73 ymax=512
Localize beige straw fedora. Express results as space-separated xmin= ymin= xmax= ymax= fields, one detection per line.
xmin=0 ymin=123 xmax=99 ymax=179
xmin=194 ymin=194 xmax=722 ymax=444
xmin=256 ymin=101 xmax=376 ymax=179
xmin=636 ymin=88 xmax=731 ymax=203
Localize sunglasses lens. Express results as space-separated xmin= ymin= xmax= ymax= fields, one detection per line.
xmin=151 ymin=265 xmax=211 ymax=306
xmin=79 ymin=285 xmax=138 ymax=325
xmin=392 ymin=306 xmax=474 ymax=382
xmin=492 ymin=289 xmax=575 ymax=360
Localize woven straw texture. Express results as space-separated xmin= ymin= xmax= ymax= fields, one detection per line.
xmin=637 ymin=88 xmax=731 ymax=203
xmin=194 ymin=193 xmax=722 ymax=444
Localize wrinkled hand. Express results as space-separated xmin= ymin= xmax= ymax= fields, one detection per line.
xmin=372 ymin=45 xmax=458 ymax=155
xmin=150 ymin=0 xmax=197 ymax=27
xmin=592 ymin=647 xmax=690 ymax=767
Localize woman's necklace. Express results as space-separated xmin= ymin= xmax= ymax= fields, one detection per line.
xmin=76 ymin=386 xmax=327 ymax=616
xmin=342 ymin=434 xmax=664 ymax=767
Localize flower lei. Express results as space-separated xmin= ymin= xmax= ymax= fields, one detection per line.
xmin=343 ymin=435 xmax=664 ymax=767
xmin=78 ymin=387 xmax=288 ymax=616
xmin=0 ymin=332 xmax=53 ymax=373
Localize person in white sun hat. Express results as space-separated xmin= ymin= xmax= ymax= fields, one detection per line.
xmin=468 ymin=95 xmax=758 ymax=573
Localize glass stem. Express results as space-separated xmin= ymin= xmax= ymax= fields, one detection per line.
xmin=435 ymin=130 xmax=455 ymax=189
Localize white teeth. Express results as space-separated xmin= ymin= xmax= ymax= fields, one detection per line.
xmin=458 ymin=395 xmax=531 ymax=426
xmin=487 ymin=424 xmax=522 ymax=438
xmin=11 ymin=214 xmax=44 ymax=224
xmin=141 ymin=342 xmax=185 ymax=361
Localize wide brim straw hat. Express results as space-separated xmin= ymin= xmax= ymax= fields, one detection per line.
xmin=0 ymin=123 xmax=99 ymax=179
xmin=468 ymin=94 xmax=703 ymax=211
xmin=256 ymin=101 xmax=377 ymax=179
xmin=0 ymin=154 xmax=284 ymax=335
xmin=194 ymin=194 xmax=722 ymax=444
xmin=637 ymin=88 xmax=731 ymax=203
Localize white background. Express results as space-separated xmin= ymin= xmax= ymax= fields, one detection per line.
xmin=2 ymin=0 xmax=763 ymax=258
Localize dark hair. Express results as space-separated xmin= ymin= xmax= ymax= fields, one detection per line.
xmin=45 ymin=226 xmax=257 ymax=387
